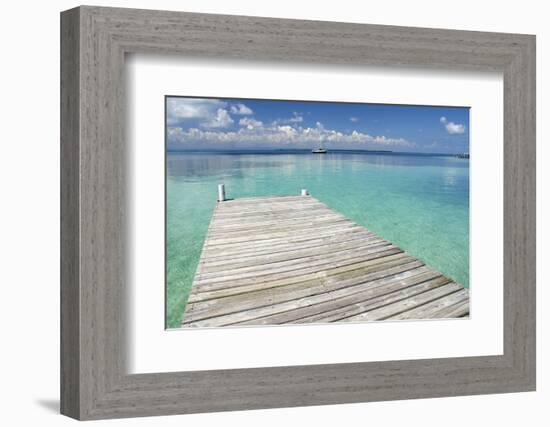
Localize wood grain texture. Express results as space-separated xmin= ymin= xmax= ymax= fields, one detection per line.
xmin=60 ymin=7 xmax=80 ymax=419
xmin=181 ymin=195 xmax=469 ymax=327
xmin=60 ymin=5 xmax=536 ymax=420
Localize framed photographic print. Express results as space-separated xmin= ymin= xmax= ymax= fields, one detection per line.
xmin=61 ymin=6 xmax=536 ymax=420
xmin=165 ymin=95 xmax=471 ymax=330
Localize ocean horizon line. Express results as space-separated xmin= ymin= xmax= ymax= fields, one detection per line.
xmin=166 ymin=148 xmax=467 ymax=157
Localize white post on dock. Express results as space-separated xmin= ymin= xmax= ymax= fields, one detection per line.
xmin=301 ymin=189 xmax=309 ymax=196
xmin=217 ymin=184 xmax=226 ymax=202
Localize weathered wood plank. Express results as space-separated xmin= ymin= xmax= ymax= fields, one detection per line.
xmin=200 ymin=230 xmax=376 ymax=262
xmin=212 ymin=205 xmax=327 ymax=219
xmin=189 ymin=255 xmax=418 ymax=301
xmin=220 ymin=194 xmax=314 ymax=204
xmin=205 ymin=222 xmax=362 ymax=246
xmin=431 ymin=299 xmax=470 ymax=318
xmin=210 ymin=212 xmax=343 ymax=231
xmin=185 ymin=262 xmax=424 ymax=324
xmin=210 ymin=214 xmax=347 ymax=232
xmin=193 ymin=246 xmax=402 ymax=287
xmin=206 ymin=217 xmax=350 ymax=240
xmin=212 ymin=202 xmax=323 ymax=216
xmin=196 ymin=242 xmax=395 ymax=281
xmin=190 ymin=265 xmax=435 ymax=327
xmin=183 ymin=257 xmax=421 ymax=324
xmin=387 ymin=288 xmax=470 ymax=320
xmin=340 ymin=283 xmax=464 ymax=322
xmin=202 ymin=226 xmax=368 ymax=254
xmin=200 ymin=235 xmax=384 ymax=272
xmin=189 ymin=257 xmax=421 ymax=305
xmin=292 ymin=275 xmax=451 ymax=324
xmin=181 ymin=195 xmax=469 ymax=327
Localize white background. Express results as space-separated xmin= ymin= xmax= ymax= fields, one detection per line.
xmin=129 ymin=57 xmax=503 ymax=373
xmin=0 ymin=0 xmax=547 ymax=426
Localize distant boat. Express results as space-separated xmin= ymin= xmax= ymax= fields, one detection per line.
xmin=312 ymin=137 xmax=327 ymax=154
xmin=456 ymin=153 xmax=470 ymax=159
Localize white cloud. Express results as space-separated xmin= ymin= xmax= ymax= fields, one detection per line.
xmin=166 ymin=98 xmax=226 ymax=125
xmin=440 ymin=116 xmax=465 ymax=134
xmin=273 ymin=112 xmax=303 ymax=125
xmin=230 ymin=103 xmax=253 ymax=115
xmin=168 ymin=121 xmax=412 ymax=148
xmin=289 ymin=112 xmax=303 ymax=123
xmin=239 ymin=117 xmax=263 ymax=129
xmin=445 ymin=122 xmax=465 ymax=134
xmin=350 ymin=117 xmax=359 ymax=122
xmin=201 ymin=108 xmax=234 ymax=129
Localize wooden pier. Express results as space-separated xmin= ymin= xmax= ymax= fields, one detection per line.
xmin=181 ymin=188 xmax=469 ymax=327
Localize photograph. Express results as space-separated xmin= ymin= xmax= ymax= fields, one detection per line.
xmin=166 ymin=96 xmax=470 ymax=329
xmin=48 ymin=2 xmax=538 ymax=421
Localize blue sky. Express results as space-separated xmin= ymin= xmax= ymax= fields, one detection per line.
xmin=166 ymin=96 xmax=469 ymax=154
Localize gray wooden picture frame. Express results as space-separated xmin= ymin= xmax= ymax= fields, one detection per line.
xmin=60 ymin=5 xmax=536 ymax=420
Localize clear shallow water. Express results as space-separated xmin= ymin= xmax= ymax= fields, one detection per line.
xmin=166 ymin=151 xmax=469 ymax=328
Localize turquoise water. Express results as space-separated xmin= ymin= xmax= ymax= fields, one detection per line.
xmin=166 ymin=151 xmax=469 ymax=329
